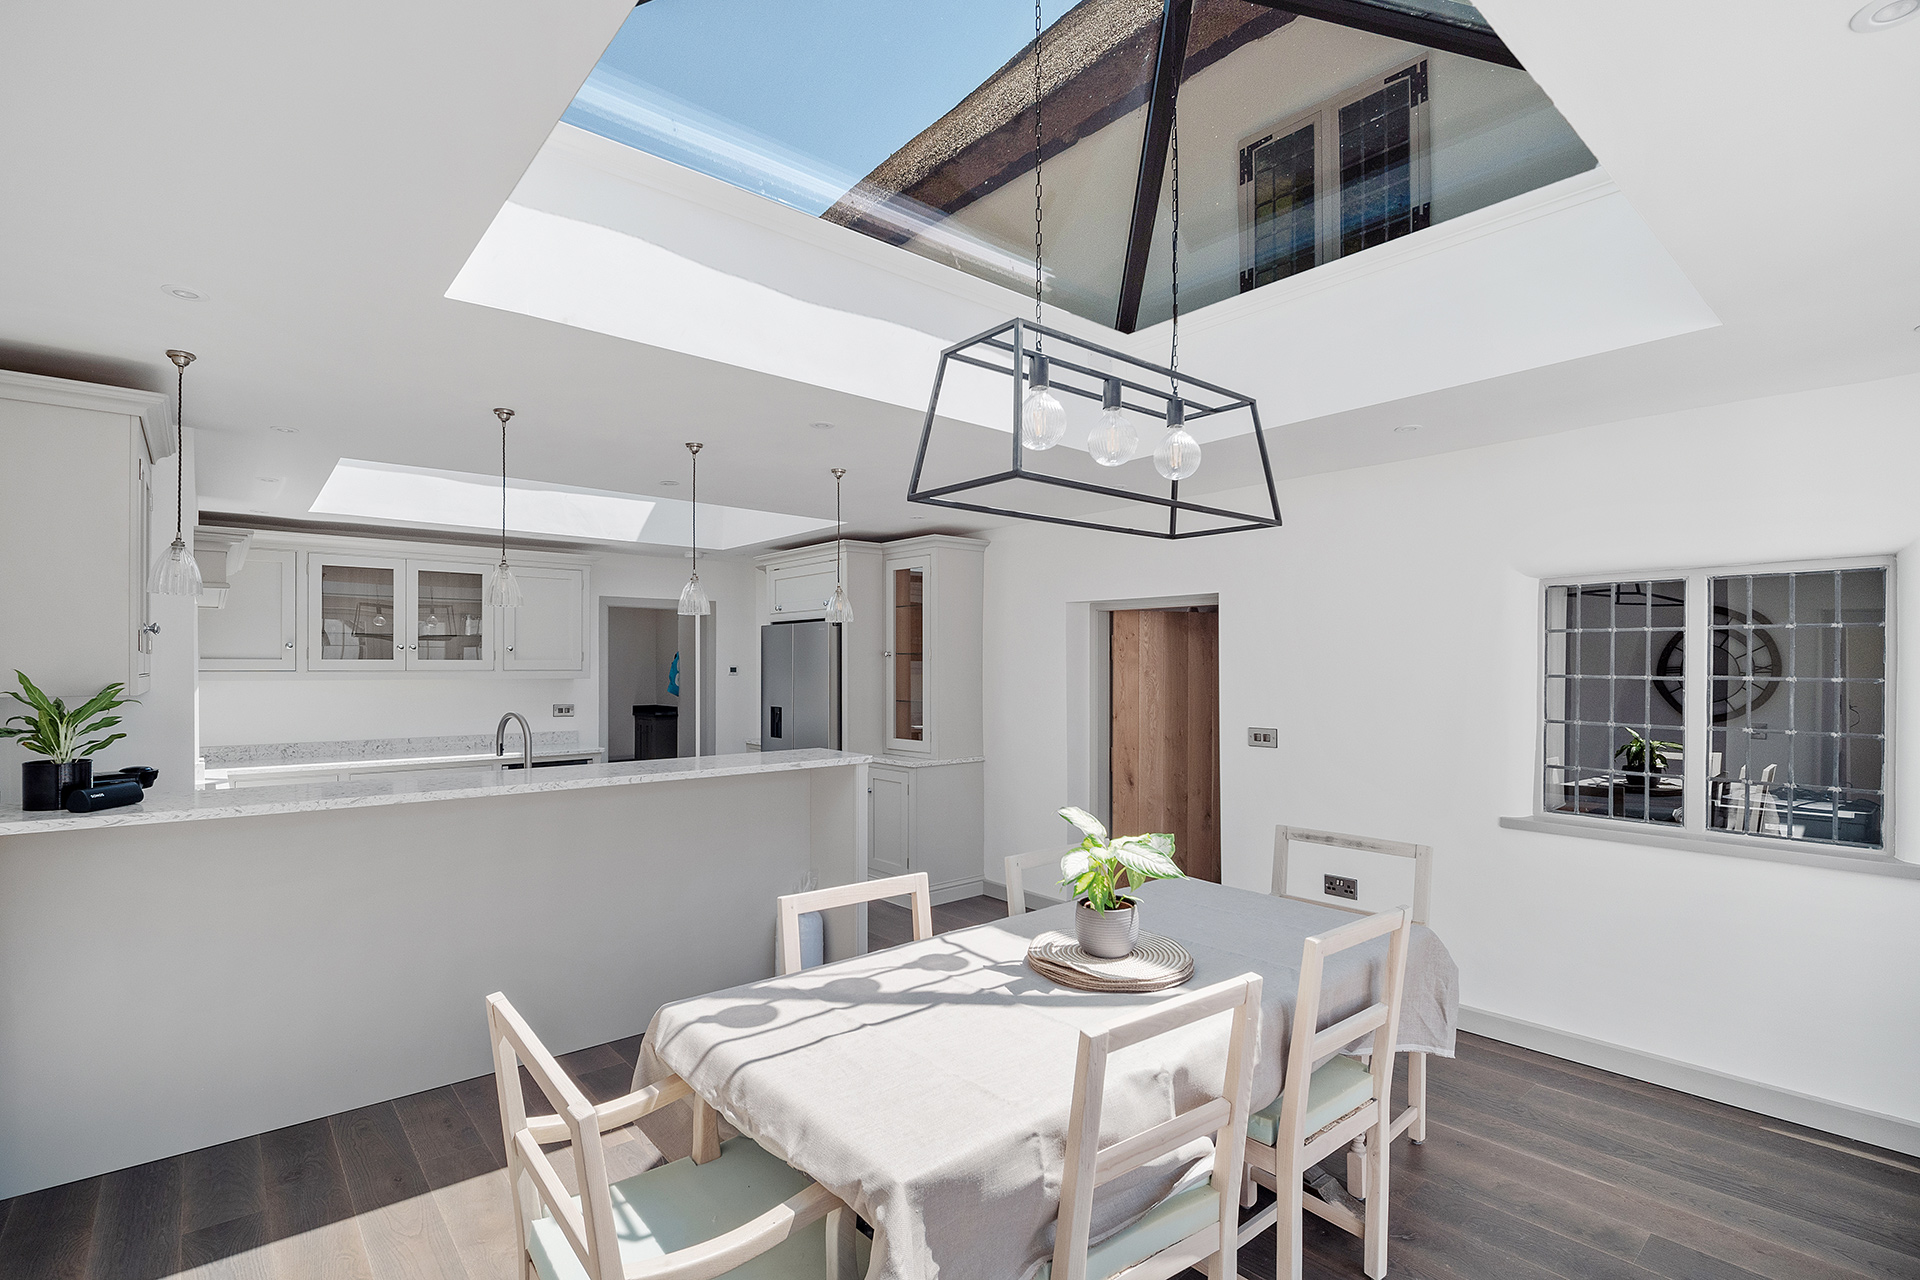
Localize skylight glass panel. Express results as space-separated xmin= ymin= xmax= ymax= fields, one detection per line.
xmin=564 ymin=0 xmax=1595 ymax=331
xmin=310 ymin=459 xmax=832 ymax=550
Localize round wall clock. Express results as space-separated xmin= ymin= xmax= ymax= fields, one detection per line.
xmin=1655 ymin=607 xmax=1782 ymax=723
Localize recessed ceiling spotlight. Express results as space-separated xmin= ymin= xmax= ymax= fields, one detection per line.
xmin=255 ymin=476 xmax=281 ymax=483
xmin=162 ymin=284 xmax=208 ymax=302
xmin=1853 ymin=0 xmax=1918 ymax=30
xmin=659 ymin=479 xmax=680 ymax=486
xmin=809 ymin=421 xmax=835 ymax=430
xmin=908 ymin=514 xmax=927 ymax=520
xmin=1394 ymin=423 xmax=1423 ymax=433
xmin=269 ymin=425 xmax=299 ymax=434
xmin=248 ymin=508 xmax=268 ymax=514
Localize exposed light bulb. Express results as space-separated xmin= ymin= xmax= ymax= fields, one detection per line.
xmin=1021 ymin=354 xmax=1066 ymax=451
xmin=487 ymin=558 xmax=523 ymax=609
xmin=148 ymin=536 xmax=203 ymax=595
xmin=1152 ymin=398 xmax=1202 ymax=481
xmin=678 ymin=573 xmax=711 ymax=616
xmin=1087 ymin=378 xmax=1137 ymax=466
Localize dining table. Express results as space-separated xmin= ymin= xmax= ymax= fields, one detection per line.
xmin=630 ymin=877 xmax=1460 ymax=1280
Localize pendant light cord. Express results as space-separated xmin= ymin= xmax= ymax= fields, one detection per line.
xmin=173 ymin=358 xmax=186 ymax=539
xmin=1032 ymin=0 xmax=1044 ymax=351
xmin=499 ymin=417 xmax=508 ymax=559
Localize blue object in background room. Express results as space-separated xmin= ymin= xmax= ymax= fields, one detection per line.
xmin=668 ymin=650 xmax=680 ymax=697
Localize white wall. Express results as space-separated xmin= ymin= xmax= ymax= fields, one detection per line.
xmin=198 ymin=545 xmax=760 ymax=758
xmin=980 ymin=371 xmax=1920 ymax=1133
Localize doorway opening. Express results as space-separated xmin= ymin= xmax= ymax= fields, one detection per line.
xmin=601 ymin=600 xmax=716 ymax=760
xmin=1107 ymin=603 xmax=1221 ymax=882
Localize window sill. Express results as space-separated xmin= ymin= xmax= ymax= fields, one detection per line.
xmin=1498 ymin=815 xmax=1920 ymax=879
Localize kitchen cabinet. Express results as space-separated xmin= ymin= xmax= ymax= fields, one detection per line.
xmin=882 ymin=537 xmax=984 ymax=760
xmin=198 ymin=549 xmax=297 ymax=671
xmin=306 ymin=553 xmax=407 ymax=670
xmin=767 ymin=556 xmax=840 ymax=619
xmin=407 ymin=558 xmax=491 ymax=670
xmin=867 ymin=759 xmax=985 ymax=900
xmin=503 ymin=567 xmax=585 ymax=672
xmin=0 ymin=371 xmax=171 ymax=699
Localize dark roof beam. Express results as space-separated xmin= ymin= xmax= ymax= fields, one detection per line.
xmin=1113 ymin=0 xmax=1194 ymax=335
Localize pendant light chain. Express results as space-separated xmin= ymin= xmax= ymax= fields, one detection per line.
xmin=1170 ymin=100 xmax=1181 ymax=398
xmin=1032 ymin=0 xmax=1044 ymax=351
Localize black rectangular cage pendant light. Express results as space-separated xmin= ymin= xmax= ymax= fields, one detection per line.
xmin=905 ymin=318 xmax=1282 ymax=539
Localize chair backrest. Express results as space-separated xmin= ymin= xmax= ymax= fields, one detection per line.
xmin=1269 ymin=909 xmax=1412 ymax=1155
xmin=777 ymin=871 xmax=932 ymax=975
xmin=1050 ymin=974 xmax=1263 ymax=1280
xmin=1004 ymin=848 xmax=1070 ymax=916
xmin=1271 ymin=825 xmax=1432 ymax=924
xmin=485 ymin=993 xmax=845 ymax=1280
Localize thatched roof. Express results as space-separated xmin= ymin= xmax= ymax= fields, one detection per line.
xmin=824 ymin=0 xmax=1294 ymax=241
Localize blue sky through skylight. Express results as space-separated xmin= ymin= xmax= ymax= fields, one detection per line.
xmin=564 ymin=0 xmax=1038 ymax=215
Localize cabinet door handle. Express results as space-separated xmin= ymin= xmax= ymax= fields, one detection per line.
xmin=285 ymin=640 xmax=295 ymax=649
xmin=507 ymin=645 xmax=514 ymax=652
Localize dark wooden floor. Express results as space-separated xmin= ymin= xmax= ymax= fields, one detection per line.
xmin=5 ymin=896 xmax=1916 ymax=1280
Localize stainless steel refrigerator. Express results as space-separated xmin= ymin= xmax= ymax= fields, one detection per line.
xmin=761 ymin=620 xmax=840 ymax=750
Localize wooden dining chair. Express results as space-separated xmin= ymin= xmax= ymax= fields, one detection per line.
xmin=486 ymin=993 xmax=866 ymax=1280
xmin=1271 ymin=825 xmax=1432 ymax=1169
xmin=1240 ymin=909 xmax=1413 ymax=1280
xmin=1004 ymin=848 xmax=1068 ymax=915
xmin=776 ymin=871 xmax=933 ymax=976
xmin=1038 ymin=973 xmax=1263 ymax=1280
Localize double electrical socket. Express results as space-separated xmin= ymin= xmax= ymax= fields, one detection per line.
xmin=1323 ymin=874 xmax=1359 ymax=901
xmin=552 ymin=703 xmax=575 ymax=717
xmin=1247 ymin=727 xmax=1278 ymax=748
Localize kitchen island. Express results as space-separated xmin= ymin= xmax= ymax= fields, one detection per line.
xmin=0 ymin=749 xmax=870 ymax=1201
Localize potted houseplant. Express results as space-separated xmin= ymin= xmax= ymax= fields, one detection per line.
xmin=1056 ymin=806 xmax=1186 ymax=958
xmin=1 ymin=672 xmax=136 ymax=810
xmin=1614 ymin=729 xmax=1680 ymax=776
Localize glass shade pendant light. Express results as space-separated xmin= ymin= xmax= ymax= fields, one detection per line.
xmin=148 ymin=350 xmax=204 ymax=595
xmin=677 ymin=442 xmax=711 ymax=616
xmin=486 ymin=408 xmax=523 ymax=609
xmin=1087 ymin=377 xmax=1138 ymax=466
xmin=823 ymin=467 xmax=853 ymax=623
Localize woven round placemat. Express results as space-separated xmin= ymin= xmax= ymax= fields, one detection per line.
xmin=1025 ymin=930 xmax=1194 ymax=992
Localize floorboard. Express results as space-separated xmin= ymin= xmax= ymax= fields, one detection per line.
xmin=3 ymin=896 xmax=1914 ymax=1280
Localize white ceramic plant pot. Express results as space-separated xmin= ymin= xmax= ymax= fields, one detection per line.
xmin=1075 ymin=899 xmax=1140 ymax=958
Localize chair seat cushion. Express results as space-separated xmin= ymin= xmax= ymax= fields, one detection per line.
xmin=1032 ymin=1184 xmax=1222 ymax=1280
xmin=1246 ymin=1055 xmax=1376 ymax=1147
xmin=528 ymin=1136 xmax=857 ymax=1280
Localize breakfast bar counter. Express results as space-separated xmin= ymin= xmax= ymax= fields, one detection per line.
xmin=0 ymin=749 xmax=872 ymax=1201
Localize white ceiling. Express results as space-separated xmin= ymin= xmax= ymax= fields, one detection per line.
xmin=1 ymin=1 xmax=1914 ymax=554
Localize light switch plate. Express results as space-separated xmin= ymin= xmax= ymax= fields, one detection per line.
xmin=1247 ymin=727 xmax=1278 ymax=748
xmin=552 ymin=703 xmax=575 ymax=717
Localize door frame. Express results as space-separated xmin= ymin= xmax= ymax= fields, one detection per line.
xmin=1065 ymin=594 xmax=1220 ymax=832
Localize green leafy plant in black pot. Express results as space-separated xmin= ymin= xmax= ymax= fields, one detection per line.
xmin=1 ymin=672 xmax=137 ymax=810
xmin=1614 ymin=729 xmax=1680 ymax=775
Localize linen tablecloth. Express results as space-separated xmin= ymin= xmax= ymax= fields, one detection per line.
xmin=632 ymin=878 xmax=1459 ymax=1280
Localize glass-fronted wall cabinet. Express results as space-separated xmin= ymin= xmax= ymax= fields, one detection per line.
xmin=409 ymin=560 xmax=490 ymax=669
xmin=308 ymin=555 xmax=405 ymax=670
xmin=886 ymin=556 xmax=929 ymax=753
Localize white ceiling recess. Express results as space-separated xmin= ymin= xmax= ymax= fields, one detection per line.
xmin=454 ymin=124 xmax=1718 ymax=455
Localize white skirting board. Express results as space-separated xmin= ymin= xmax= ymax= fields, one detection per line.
xmin=930 ymin=878 xmax=985 ymax=906
xmin=1460 ymin=1006 xmax=1920 ymax=1158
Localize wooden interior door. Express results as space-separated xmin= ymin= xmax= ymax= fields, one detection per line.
xmin=1111 ymin=609 xmax=1220 ymax=882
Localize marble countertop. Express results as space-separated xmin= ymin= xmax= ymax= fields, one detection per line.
xmin=0 ymin=749 xmax=871 ymax=838
xmin=872 ymin=755 xmax=986 ymax=770
xmin=201 ymin=746 xmax=605 ymax=785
